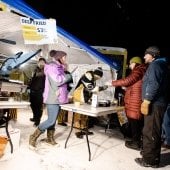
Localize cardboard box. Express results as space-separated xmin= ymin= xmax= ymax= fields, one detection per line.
xmin=0 ymin=128 xmax=20 ymax=153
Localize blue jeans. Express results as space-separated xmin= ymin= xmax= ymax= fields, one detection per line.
xmin=162 ymin=104 xmax=170 ymax=145
xmin=38 ymin=104 xmax=60 ymax=132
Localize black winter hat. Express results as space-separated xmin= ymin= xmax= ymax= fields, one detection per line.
xmin=145 ymin=46 xmax=160 ymax=58
xmin=93 ymin=67 xmax=103 ymax=77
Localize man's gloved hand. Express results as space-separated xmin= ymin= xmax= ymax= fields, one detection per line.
xmin=141 ymin=99 xmax=151 ymax=115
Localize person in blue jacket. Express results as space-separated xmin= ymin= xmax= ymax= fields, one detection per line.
xmin=162 ymin=104 xmax=170 ymax=149
xmin=161 ymin=62 xmax=170 ymax=149
xmin=135 ymin=46 xmax=169 ymax=168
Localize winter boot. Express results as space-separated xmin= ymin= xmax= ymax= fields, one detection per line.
xmin=41 ymin=129 xmax=58 ymax=146
xmin=125 ymin=140 xmax=141 ymax=151
xmin=29 ymin=128 xmax=43 ymax=149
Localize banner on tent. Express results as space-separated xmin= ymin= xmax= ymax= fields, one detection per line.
xmin=20 ymin=17 xmax=57 ymax=45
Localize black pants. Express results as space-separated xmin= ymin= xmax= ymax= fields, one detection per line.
xmin=142 ymin=104 xmax=166 ymax=165
xmin=128 ymin=117 xmax=144 ymax=142
xmin=30 ymin=91 xmax=43 ymax=124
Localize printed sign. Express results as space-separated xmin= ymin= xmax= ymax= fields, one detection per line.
xmin=20 ymin=17 xmax=57 ymax=44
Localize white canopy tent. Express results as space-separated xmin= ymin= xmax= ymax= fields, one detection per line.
xmin=0 ymin=0 xmax=127 ymax=101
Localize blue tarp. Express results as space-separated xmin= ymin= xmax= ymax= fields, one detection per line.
xmin=2 ymin=0 xmax=121 ymax=70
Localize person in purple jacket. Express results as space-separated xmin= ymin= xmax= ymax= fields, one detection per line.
xmin=29 ymin=50 xmax=72 ymax=149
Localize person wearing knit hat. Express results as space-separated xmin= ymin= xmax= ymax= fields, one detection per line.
xmin=49 ymin=49 xmax=73 ymax=127
xmin=49 ymin=50 xmax=67 ymax=61
xmin=106 ymin=56 xmax=148 ymax=151
xmin=49 ymin=50 xmax=68 ymax=71
xmin=93 ymin=67 xmax=103 ymax=78
xmin=130 ymin=56 xmax=142 ymax=64
xmin=29 ymin=49 xmax=72 ymax=149
xmin=135 ymin=46 xmax=169 ymax=168
xmin=73 ymin=67 xmax=108 ymax=138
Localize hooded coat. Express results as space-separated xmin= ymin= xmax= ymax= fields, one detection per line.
xmin=142 ymin=57 xmax=169 ymax=106
xmin=112 ymin=64 xmax=147 ymax=120
xmin=43 ymin=61 xmax=72 ymax=104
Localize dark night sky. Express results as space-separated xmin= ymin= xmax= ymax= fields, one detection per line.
xmin=24 ymin=0 xmax=170 ymax=57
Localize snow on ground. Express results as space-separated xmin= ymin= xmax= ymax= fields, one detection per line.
xmin=0 ymin=107 xmax=170 ymax=170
